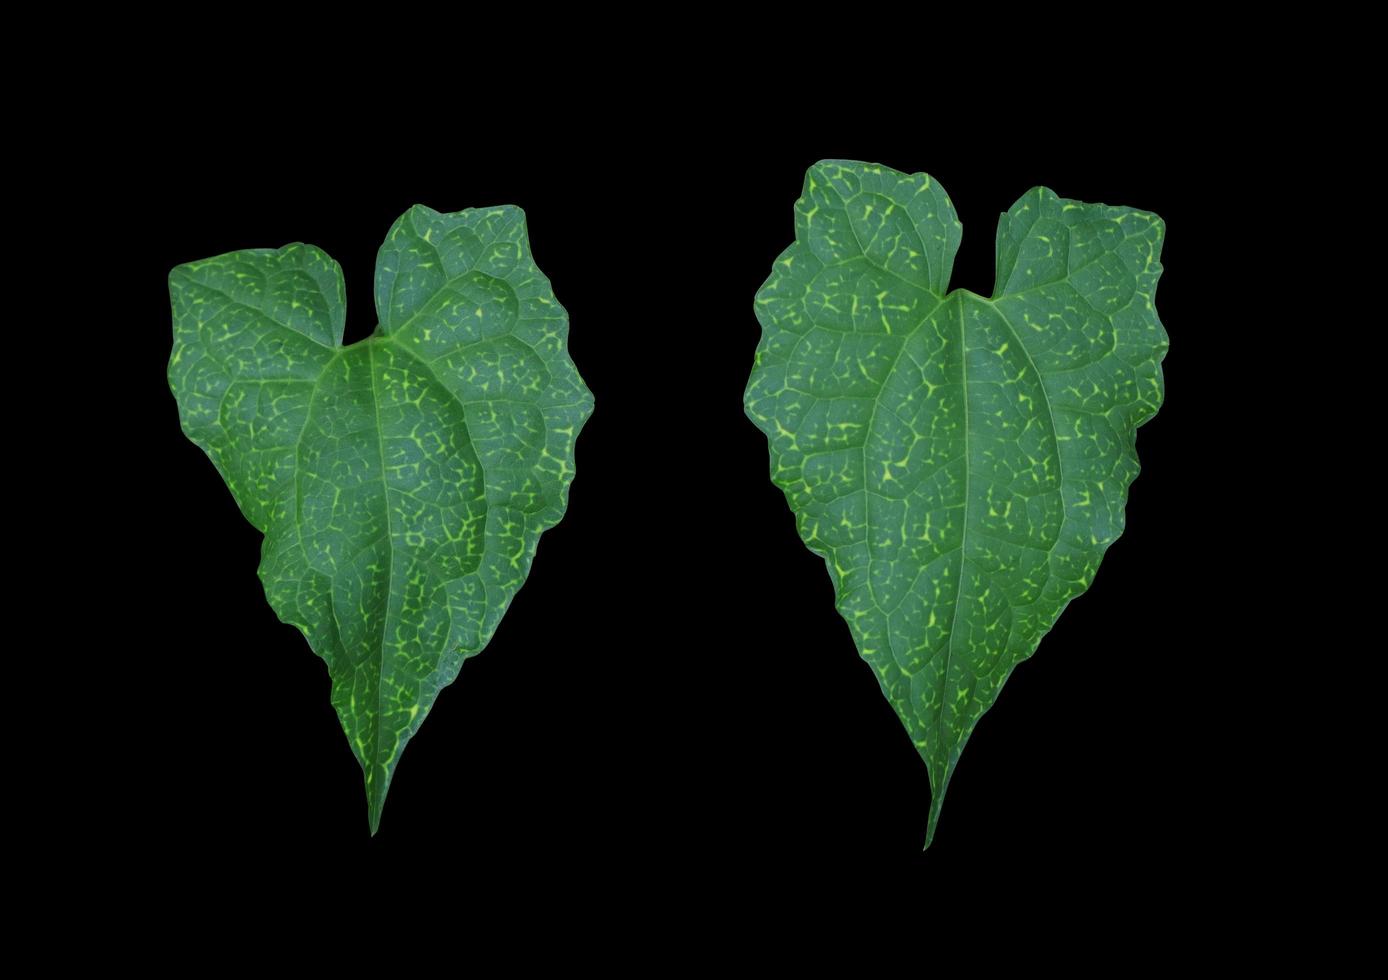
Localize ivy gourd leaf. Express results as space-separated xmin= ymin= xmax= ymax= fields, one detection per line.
xmin=168 ymin=205 xmax=593 ymax=834
xmin=744 ymin=161 xmax=1166 ymax=848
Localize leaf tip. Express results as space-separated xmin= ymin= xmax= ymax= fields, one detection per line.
xmin=923 ymin=794 xmax=945 ymax=851
xmin=367 ymin=792 xmax=385 ymax=837
xmin=366 ymin=772 xmax=392 ymax=837
xmin=922 ymin=752 xmax=959 ymax=851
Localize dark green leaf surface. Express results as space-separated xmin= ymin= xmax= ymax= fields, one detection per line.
xmin=169 ymin=205 xmax=593 ymax=833
xmin=745 ymin=161 xmax=1166 ymax=847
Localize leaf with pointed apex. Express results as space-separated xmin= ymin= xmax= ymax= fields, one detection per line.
xmin=169 ymin=204 xmax=593 ymax=833
xmin=744 ymin=161 xmax=1166 ymax=848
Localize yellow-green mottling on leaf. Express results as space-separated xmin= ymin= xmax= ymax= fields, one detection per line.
xmin=744 ymin=161 xmax=1166 ymax=848
xmin=169 ymin=205 xmax=593 ymax=833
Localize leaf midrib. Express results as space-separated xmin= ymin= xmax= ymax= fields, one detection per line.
xmin=942 ymin=294 xmax=968 ymax=754
xmin=367 ymin=341 xmax=398 ymax=784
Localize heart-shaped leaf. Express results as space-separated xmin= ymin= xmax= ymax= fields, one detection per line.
xmin=169 ymin=205 xmax=593 ymax=833
xmin=745 ymin=161 xmax=1166 ymax=847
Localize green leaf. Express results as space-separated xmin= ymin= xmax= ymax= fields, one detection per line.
xmin=169 ymin=205 xmax=593 ymax=833
xmin=744 ymin=161 xmax=1166 ymax=847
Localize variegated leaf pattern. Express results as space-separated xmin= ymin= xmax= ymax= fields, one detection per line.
xmin=745 ymin=161 xmax=1166 ymax=847
xmin=169 ymin=205 xmax=593 ymax=833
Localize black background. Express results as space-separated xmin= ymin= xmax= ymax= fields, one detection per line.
xmin=117 ymin=113 xmax=1226 ymax=884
